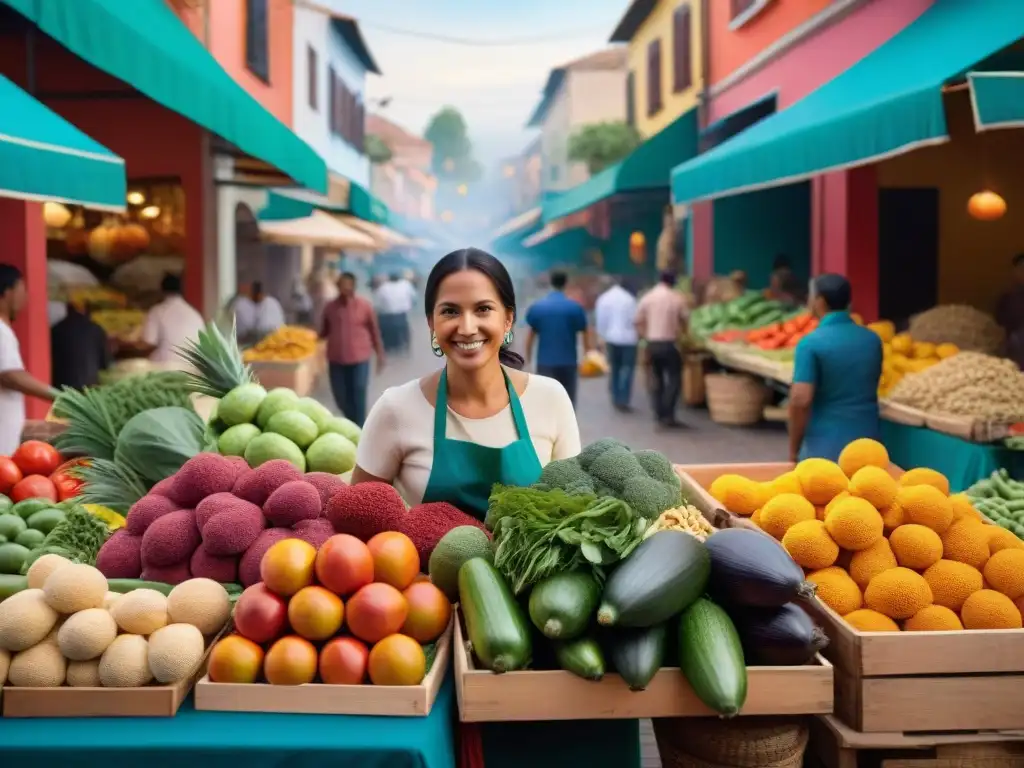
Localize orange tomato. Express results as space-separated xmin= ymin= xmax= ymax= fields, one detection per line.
xmin=366 ymin=531 xmax=420 ymax=590
xmin=346 ymin=582 xmax=408 ymax=644
xmin=368 ymin=634 xmax=426 ymax=686
xmin=260 ymin=538 xmax=317 ymax=597
xmin=263 ymin=635 xmax=318 ymax=685
xmin=401 ymin=581 xmax=451 ymax=643
xmin=287 ymin=585 xmax=344 ymax=641
xmin=315 ymin=534 xmax=374 ymax=596
xmin=207 ymin=634 xmax=265 ymax=684
xmin=319 ymin=636 xmax=369 ymax=685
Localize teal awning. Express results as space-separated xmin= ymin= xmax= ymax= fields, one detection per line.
xmin=259 ymin=189 xmax=345 ymax=221
xmin=350 ymin=184 xmax=391 ymax=224
xmin=969 ymin=71 xmax=1024 ymax=131
xmin=671 ymin=0 xmax=1024 ymax=204
xmin=2 ymin=0 xmax=327 ymax=193
xmin=544 ymin=108 xmax=698 ymax=223
xmin=0 ymin=75 xmax=125 ymax=210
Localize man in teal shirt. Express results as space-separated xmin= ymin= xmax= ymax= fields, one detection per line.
xmin=788 ymin=274 xmax=882 ymax=462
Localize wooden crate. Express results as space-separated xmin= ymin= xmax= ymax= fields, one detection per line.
xmin=453 ymin=608 xmax=833 ymax=723
xmin=809 ymin=714 xmax=1024 ymax=768
xmin=250 ymin=356 xmax=317 ymax=397
xmin=880 ymin=401 xmax=928 ymax=427
xmin=804 ymin=598 xmax=1024 ymax=733
xmin=193 ymin=619 xmax=451 ymax=716
xmin=924 ymin=412 xmax=976 ymax=441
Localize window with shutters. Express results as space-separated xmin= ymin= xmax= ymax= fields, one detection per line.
xmin=307 ymin=46 xmax=318 ymax=110
xmin=647 ymin=39 xmax=663 ymax=116
xmin=245 ymin=0 xmax=270 ymax=82
xmin=328 ymin=67 xmax=338 ymax=134
xmin=673 ymin=5 xmax=692 ymax=93
xmin=625 ymin=71 xmax=636 ymax=127
xmin=729 ymin=0 xmax=772 ymax=29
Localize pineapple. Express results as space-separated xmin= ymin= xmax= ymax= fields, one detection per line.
xmin=176 ymin=321 xmax=255 ymax=398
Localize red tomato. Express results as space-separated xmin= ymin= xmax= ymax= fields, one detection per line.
xmin=12 ymin=441 xmax=61 ymax=477
xmin=11 ymin=475 xmax=58 ymax=503
xmin=0 ymin=457 xmax=22 ymax=495
xmin=52 ymin=471 xmax=83 ymax=501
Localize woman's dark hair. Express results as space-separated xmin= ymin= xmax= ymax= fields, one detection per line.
xmin=424 ymin=247 xmax=524 ymax=370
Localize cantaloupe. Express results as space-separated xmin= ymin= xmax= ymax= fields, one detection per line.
xmin=66 ymin=659 xmax=102 ymax=687
xmin=148 ymin=623 xmax=205 ymax=683
xmin=58 ymin=608 xmax=118 ymax=661
xmin=167 ymin=579 xmax=231 ymax=635
xmin=43 ymin=563 xmax=108 ymax=614
xmin=98 ymin=634 xmax=152 ymax=688
xmin=110 ymin=589 xmax=169 ymax=635
xmin=8 ymin=641 xmax=66 ymax=687
xmin=102 ymin=591 xmax=121 ymax=610
xmin=0 ymin=647 xmax=9 ymax=684
xmin=26 ymin=553 xmax=71 ymax=589
xmin=0 ymin=588 xmax=59 ymax=651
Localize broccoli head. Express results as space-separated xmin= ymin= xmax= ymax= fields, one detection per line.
xmin=588 ymin=448 xmax=644 ymax=494
xmin=578 ymin=437 xmax=629 ymax=470
xmin=537 ymin=456 xmax=591 ymax=492
xmin=634 ymin=449 xmax=678 ymax=487
xmin=621 ymin=474 xmax=682 ymax=520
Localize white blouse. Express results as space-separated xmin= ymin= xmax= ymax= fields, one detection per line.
xmin=355 ymin=374 xmax=581 ymax=505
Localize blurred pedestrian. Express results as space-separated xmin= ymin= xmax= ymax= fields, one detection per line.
xmin=51 ymin=301 xmax=111 ymax=390
xmin=374 ymin=273 xmax=415 ymax=354
xmin=136 ymin=273 xmax=205 ymax=368
xmin=321 ymin=272 xmax=385 ymax=426
xmin=635 ymin=271 xmax=688 ymax=428
xmin=524 ymin=271 xmax=591 ymax=405
xmin=595 ymin=277 xmax=638 ymax=411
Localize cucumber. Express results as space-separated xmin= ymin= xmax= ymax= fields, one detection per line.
xmin=554 ymin=634 xmax=605 ymax=681
xmin=607 ymin=623 xmax=667 ymax=691
xmin=104 ymin=579 xmax=243 ymax=597
xmin=597 ymin=530 xmax=710 ymax=628
xmin=678 ymin=598 xmax=747 ymax=717
xmin=0 ymin=494 xmax=11 ymax=515
xmin=12 ymin=498 xmax=53 ymax=521
xmin=26 ymin=508 xmax=66 ymax=535
xmin=0 ymin=573 xmax=27 ymax=601
xmin=0 ymin=542 xmax=30 ymax=575
xmin=528 ymin=570 xmax=601 ymax=640
xmin=458 ymin=557 xmax=532 ymax=673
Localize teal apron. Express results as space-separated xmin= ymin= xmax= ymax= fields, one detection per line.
xmin=422 ymin=368 xmax=640 ymax=768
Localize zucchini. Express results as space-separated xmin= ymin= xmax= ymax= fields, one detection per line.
xmin=553 ymin=634 xmax=605 ymax=681
xmin=607 ymin=623 xmax=666 ymax=691
xmin=0 ymin=573 xmax=28 ymax=601
xmin=458 ymin=557 xmax=532 ymax=673
xmin=730 ymin=603 xmax=829 ymax=666
xmin=528 ymin=570 xmax=601 ymax=639
xmin=704 ymin=528 xmax=815 ymax=607
xmin=678 ymin=598 xmax=747 ymax=717
xmin=597 ymin=530 xmax=710 ymax=628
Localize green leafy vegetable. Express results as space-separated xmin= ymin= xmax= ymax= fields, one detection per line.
xmin=486 ymin=484 xmax=647 ymax=595
xmin=72 ymin=459 xmax=150 ymax=513
xmin=20 ymin=505 xmax=111 ymax=573
xmin=114 ymin=406 xmax=211 ymax=487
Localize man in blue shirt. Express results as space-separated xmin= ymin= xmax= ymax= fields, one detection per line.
xmin=524 ymin=272 xmax=590 ymax=405
xmin=789 ymin=273 xmax=883 ymax=462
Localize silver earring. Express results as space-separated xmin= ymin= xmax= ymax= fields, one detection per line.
xmin=431 ymin=332 xmax=444 ymax=357
xmin=503 ymin=330 xmax=514 ymax=347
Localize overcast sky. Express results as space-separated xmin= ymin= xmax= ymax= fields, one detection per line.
xmin=337 ymin=0 xmax=628 ymax=173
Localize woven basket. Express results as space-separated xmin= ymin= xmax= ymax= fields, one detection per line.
xmin=683 ymin=352 xmax=711 ymax=406
xmin=705 ymin=373 xmax=768 ymax=426
xmin=653 ymin=717 xmax=808 ymax=768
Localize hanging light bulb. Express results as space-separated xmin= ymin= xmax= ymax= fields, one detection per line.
xmin=139 ymin=205 xmax=161 ymax=220
xmin=126 ymin=190 xmax=146 ymax=206
xmin=967 ymin=190 xmax=1006 ymax=221
xmin=42 ymin=202 xmax=72 ymax=228
xmin=629 ymin=231 xmax=647 ymax=265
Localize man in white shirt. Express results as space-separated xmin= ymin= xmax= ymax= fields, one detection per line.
xmin=373 ymin=273 xmax=415 ymax=354
xmin=0 ymin=264 xmax=57 ymax=454
xmin=234 ymin=281 xmax=285 ymax=345
xmin=594 ymin=277 xmax=640 ymax=412
xmin=138 ymin=273 xmax=206 ymax=368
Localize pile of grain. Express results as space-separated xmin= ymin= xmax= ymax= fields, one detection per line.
xmin=888 ymin=351 xmax=1024 ymax=421
xmin=908 ymin=305 xmax=1005 ymax=354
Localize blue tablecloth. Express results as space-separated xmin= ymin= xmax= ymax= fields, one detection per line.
xmin=0 ymin=676 xmax=458 ymax=768
xmin=882 ymin=421 xmax=1024 ymax=491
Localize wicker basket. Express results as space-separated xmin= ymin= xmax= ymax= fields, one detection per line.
xmin=683 ymin=352 xmax=711 ymax=407
xmin=653 ymin=717 xmax=808 ymax=768
xmin=704 ymin=373 xmax=769 ymax=426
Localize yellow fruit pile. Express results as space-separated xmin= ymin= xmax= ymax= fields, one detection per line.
xmin=91 ymin=309 xmax=146 ymax=341
xmin=869 ymin=323 xmax=960 ymax=397
xmin=243 ymin=325 xmax=319 ymax=362
xmin=708 ymin=438 xmax=1024 ymax=633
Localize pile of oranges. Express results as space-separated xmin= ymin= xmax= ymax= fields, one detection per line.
xmin=207 ymin=531 xmax=451 ymax=686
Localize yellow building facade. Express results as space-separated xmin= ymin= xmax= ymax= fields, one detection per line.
xmin=618 ymin=0 xmax=704 ymax=139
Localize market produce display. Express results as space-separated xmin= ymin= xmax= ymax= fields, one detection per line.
xmin=907 ymin=304 xmax=1005 ymax=354
xmin=689 ymin=292 xmax=798 ymax=340
xmin=644 ymin=505 xmax=716 ymax=541
xmin=872 ymin=325 xmax=961 ymax=397
xmin=707 ymin=438 xmax=1024 ymax=632
xmin=1 ymin=500 xmax=112 ymax=576
xmin=0 ymin=440 xmax=83 ymax=503
xmin=0 ymin=558 xmax=230 ymax=688
xmin=966 ymin=470 xmax=1024 ymax=539
xmin=91 ymin=309 xmax=146 ymax=342
xmin=206 ymin=532 xmax=449 ymax=686
xmin=458 ymin=525 xmax=828 ymax=716
xmin=242 ymin=325 xmax=320 ymax=363
xmin=886 ymin=351 xmax=1024 ymax=421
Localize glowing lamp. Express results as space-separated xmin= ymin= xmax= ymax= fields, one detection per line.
xmin=42 ymin=202 xmax=72 ymax=228
xmin=629 ymin=231 xmax=647 ymax=265
xmin=967 ymin=190 xmax=1006 ymax=221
